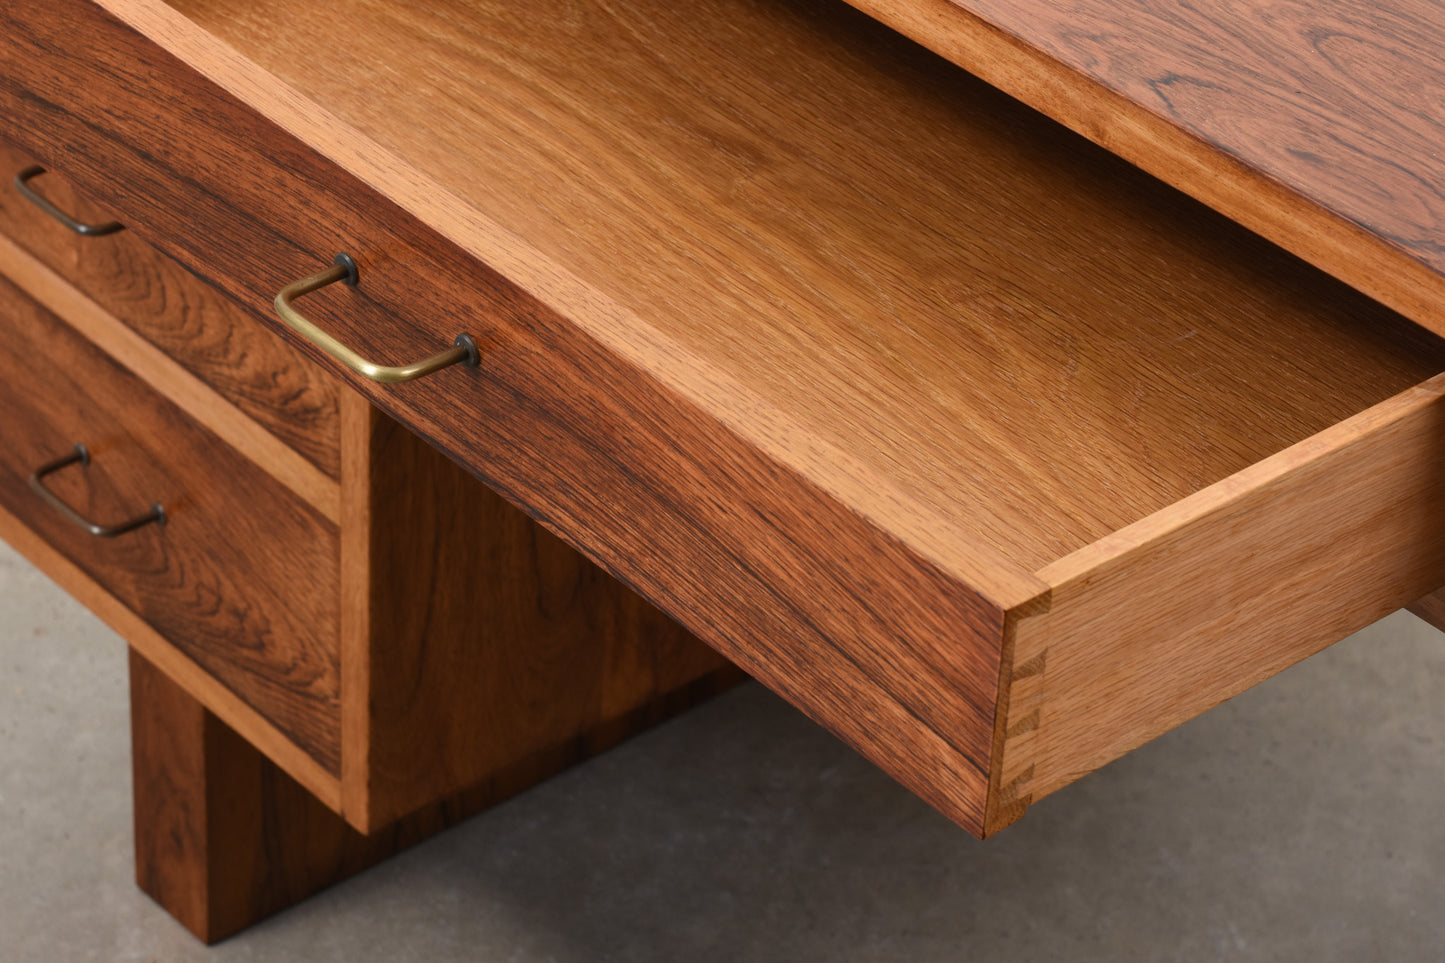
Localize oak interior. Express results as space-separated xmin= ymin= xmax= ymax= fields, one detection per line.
xmin=167 ymin=0 xmax=1445 ymax=573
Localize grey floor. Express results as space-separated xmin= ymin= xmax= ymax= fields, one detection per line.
xmin=3 ymin=539 xmax=1445 ymax=961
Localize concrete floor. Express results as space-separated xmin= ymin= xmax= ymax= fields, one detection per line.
xmin=2 ymin=538 xmax=1444 ymax=961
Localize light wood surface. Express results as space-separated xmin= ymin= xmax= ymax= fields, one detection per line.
xmin=990 ymin=373 xmax=1445 ymax=832
xmin=2 ymin=0 xmax=1014 ymax=832
xmin=0 ymin=270 xmax=342 ymax=773
xmin=0 ymin=137 xmax=343 ymax=479
xmin=158 ymin=0 xmax=1445 ymax=572
xmin=837 ymin=0 xmax=1445 ymax=338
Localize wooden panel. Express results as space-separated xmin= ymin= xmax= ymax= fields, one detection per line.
xmin=0 ymin=137 xmax=343 ymax=478
xmin=0 ymin=0 xmax=1016 ymax=834
xmin=131 ymin=644 xmax=218 ymax=940
xmin=1406 ymin=589 xmax=1445 ymax=633
xmin=0 ymin=227 xmax=339 ymax=521
xmin=835 ymin=0 xmax=1445 ymax=336
xmin=131 ymin=647 xmax=740 ymax=940
xmin=342 ymin=397 xmax=742 ymax=830
xmin=989 ymin=374 xmax=1445 ymax=834
xmin=131 ymin=647 xmax=364 ymax=943
xmin=0 ymin=501 xmax=340 ymax=807
xmin=0 ymin=272 xmax=341 ymax=773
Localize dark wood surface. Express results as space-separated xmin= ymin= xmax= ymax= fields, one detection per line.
xmin=0 ymin=0 xmax=1010 ymax=833
xmin=0 ymin=137 xmax=342 ymax=478
xmin=0 ymin=220 xmax=341 ymax=521
xmin=960 ymin=0 xmax=1445 ymax=269
xmin=131 ymin=646 xmax=417 ymax=944
xmin=0 ymin=497 xmax=342 ymax=803
xmin=132 ymin=645 xmax=229 ymax=941
xmin=841 ymin=0 xmax=1445 ymax=334
xmin=131 ymin=639 xmax=741 ymax=941
xmin=344 ymin=399 xmax=742 ymax=830
xmin=1407 ymin=588 xmax=1445 ymax=634
xmin=11 ymin=0 xmax=1444 ymax=841
xmin=0 ymin=271 xmax=342 ymax=773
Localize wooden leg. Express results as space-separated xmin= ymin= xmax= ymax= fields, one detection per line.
xmin=1407 ymin=588 xmax=1445 ymax=632
xmin=130 ymin=404 xmax=747 ymax=944
xmin=130 ymin=645 xmax=744 ymax=943
xmin=131 ymin=647 xmax=374 ymax=942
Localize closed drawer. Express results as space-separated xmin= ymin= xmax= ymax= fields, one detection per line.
xmin=0 ymin=136 xmax=341 ymax=479
xmin=0 ymin=270 xmax=340 ymax=775
xmin=5 ymin=0 xmax=1445 ymax=837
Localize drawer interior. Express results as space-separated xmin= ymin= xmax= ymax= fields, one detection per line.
xmin=162 ymin=0 xmax=1445 ymax=577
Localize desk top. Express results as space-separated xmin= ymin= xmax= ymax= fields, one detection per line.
xmin=847 ymin=0 xmax=1445 ymax=334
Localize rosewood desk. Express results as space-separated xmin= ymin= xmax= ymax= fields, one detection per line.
xmin=0 ymin=0 xmax=1441 ymax=941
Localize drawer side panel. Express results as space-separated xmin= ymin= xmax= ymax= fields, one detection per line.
xmin=989 ymin=375 xmax=1445 ymax=832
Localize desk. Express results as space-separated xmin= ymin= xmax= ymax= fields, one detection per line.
xmin=1 ymin=0 xmax=1442 ymax=942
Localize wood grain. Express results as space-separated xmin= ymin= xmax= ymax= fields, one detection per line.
xmin=0 ymin=0 xmax=1020 ymax=833
xmin=131 ymin=647 xmax=392 ymax=943
xmin=0 ymin=137 xmax=343 ymax=477
xmin=131 ymin=645 xmax=222 ymax=940
xmin=130 ymin=646 xmax=742 ymax=943
xmin=342 ymin=397 xmax=741 ymax=830
xmin=0 ymin=226 xmax=340 ymax=521
xmin=0 ymin=271 xmax=342 ymax=774
xmin=1406 ymin=589 xmax=1445 ymax=633
xmin=836 ymin=0 xmax=1445 ymax=336
xmin=156 ymin=0 xmax=1445 ymax=571
xmin=989 ymin=373 xmax=1445 ymax=833
xmin=0 ymin=502 xmax=340 ymax=808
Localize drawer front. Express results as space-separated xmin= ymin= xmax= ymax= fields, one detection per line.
xmin=0 ymin=136 xmax=342 ymax=479
xmin=0 ymin=271 xmax=341 ymax=774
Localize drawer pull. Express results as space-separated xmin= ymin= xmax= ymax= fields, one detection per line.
xmin=29 ymin=444 xmax=166 ymax=538
xmin=274 ymin=253 xmax=478 ymax=384
xmin=13 ymin=166 xmax=124 ymax=237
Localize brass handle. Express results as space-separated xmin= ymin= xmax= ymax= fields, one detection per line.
xmin=29 ymin=445 xmax=165 ymax=538
xmin=13 ymin=166 xmax=124 ymax=237
xmin=274 ymin=253 xmax=478 ymax=384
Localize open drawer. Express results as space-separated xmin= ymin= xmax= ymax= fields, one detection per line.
xmin=3 ymin=0 xmax=1445 ymax=838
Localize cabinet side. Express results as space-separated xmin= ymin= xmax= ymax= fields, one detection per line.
xmin=340 ymin=395 xmax=741 ymax=831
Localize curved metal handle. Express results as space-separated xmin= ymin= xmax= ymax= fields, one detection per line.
xmin=274 ymin=253 xmax=478 ymax=384
xmin=13 ymin=166 xmax=124 ymax=237
xmin=29 ymin=445 xmax=166 ymax=538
